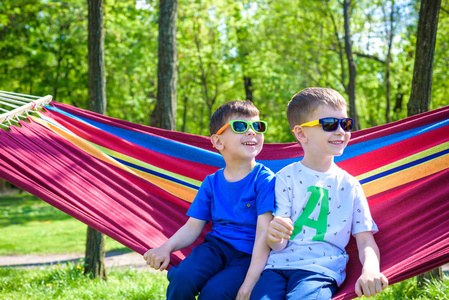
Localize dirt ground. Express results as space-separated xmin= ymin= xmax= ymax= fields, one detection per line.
xmin=0 ymin=250 xmax=152 ymax=270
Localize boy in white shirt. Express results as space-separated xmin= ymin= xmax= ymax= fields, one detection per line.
xmin=250 ymin=88 xmax=388 ymax=299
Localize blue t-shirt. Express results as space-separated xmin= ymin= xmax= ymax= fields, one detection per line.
xmin=187 ymin=163 xmax=275 ymax=254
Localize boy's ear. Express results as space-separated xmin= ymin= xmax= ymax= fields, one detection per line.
xmin=292 ymin=125 xmax=307 ymax=143
xmin=210 ymin=134 xmax=224 ymax=150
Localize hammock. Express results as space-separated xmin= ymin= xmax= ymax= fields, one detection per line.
xmin=0 ymin=94 xmax=448 ymax=300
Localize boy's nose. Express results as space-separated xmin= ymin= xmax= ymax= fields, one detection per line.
xmin=246 ymin=128 xmax=256 ymax=136
xmin=334 ymin=123 xmax=345 ymax=134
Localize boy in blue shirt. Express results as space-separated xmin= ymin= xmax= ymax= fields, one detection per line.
xmin=144 ymin=100 xmax=275 ymax=300
xmin=251 ymin=88 xmax=388 ymax=299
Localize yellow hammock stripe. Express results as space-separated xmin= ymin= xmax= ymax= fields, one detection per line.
xmin=357 ymin=142 xmax=449 ymax=182
xmin=361 ymin=153 xmax=449 ymax=198
xmin=31 ymin=116 xmax=199 ymax=203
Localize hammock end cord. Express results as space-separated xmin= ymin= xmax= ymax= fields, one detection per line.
xmin=0 ymin=94 xmax=53 ymax=128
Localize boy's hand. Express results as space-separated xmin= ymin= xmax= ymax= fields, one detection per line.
xmin=236 ymin=283 xmax=254 ymax=300
xmin=267 ymin=216 xmax=293 ymax=243
xmin=143 ymin=246 xmax=171 ymax=271
xmin=355 ymin=270 xmax=388 ymax=297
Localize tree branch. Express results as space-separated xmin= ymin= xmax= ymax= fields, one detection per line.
xmin=353 ymin=52 xmax=386 ymax=64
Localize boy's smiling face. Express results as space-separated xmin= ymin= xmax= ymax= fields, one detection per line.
xmin=296 ymin=104 xmax=350 ymax=166
xmin=212 ymin=115 xmax=264 ymax=162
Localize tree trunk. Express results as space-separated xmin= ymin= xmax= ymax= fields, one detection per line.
xmin=84 ymin=226 xmax=107 ymax=279
xmin=343 ymin=0 xmax=359 ymax=130
xmin=88 ymin=0 xmax=106 ymax=114
xmin=244 ymin=77 xmax=254 ymax=102
xmin=385 ymin=62 xmax=391 ymax=122
xmin=327 ymin=3 xmax=346 ymax=93
xmin=150 ymin=0 xmax=178 ymax=130
xmin=182 ymin=95 xmax=188 ymax=132
xmin=394 ymin=84 xmax=404 ymax=112
xmin=384 ymin=0 xmax=395 ymax=123
xmin=407 ymin=0 xmax=442 ymax=286
xmin=417 ymin=268 xmax=443 ymax=288
xmin=193 ymin=25 xmax=218 ymax=123
xmin=85 ymin=0 xmax=107 ymax=280
xmin=407 ymin=0 xmax=441 ymax=117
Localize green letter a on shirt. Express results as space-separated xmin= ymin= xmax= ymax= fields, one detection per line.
xmin=291 ymin=186 xmax=329 ymax=242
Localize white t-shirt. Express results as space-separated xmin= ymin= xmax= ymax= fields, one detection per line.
xmin=265 ymin=162 xmax=378 ymax=286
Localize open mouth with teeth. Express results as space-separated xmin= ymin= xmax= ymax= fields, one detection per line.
xmin=243 ymin=142 xmax=257 ymax=146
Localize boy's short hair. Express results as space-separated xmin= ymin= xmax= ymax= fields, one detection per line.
xmin=287 ymin=87 xmax=348 ymax=130
xmin=210 ymin=100 xmax=260 ymax=135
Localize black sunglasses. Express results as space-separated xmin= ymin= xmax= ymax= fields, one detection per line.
xmin=298 ymin=117 xmax=354 ymax=132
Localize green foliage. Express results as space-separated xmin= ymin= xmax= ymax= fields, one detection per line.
xmin=1 ymin=0 xmax=447 ymax=143
xmin=432 ymin=6 xmax=449 ymax=109
xmin=0 ymin=0 xmax=88 ymax=103
xmin=104 ymin=0 xmax=159 ymax=124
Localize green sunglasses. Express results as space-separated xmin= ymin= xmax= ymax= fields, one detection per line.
xmin=216 ymin=120 xmax=268 ymax=135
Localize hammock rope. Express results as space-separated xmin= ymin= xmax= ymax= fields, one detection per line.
xmin=0 ymin=91 xmax=52 ymax=126
xmin=0 ymin=96 xmax=448 ymax=300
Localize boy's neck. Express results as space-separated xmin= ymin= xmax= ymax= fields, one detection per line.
xmin=300 ymin=155 xmax=335 ymax=173
xmin=223 ymin=159 xmax=257 ymax=182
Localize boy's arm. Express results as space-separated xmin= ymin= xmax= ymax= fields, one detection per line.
xmin=236 ymin=212 xmax=272 ymax=300
xmin=143 ymin=217 xmax=206 ymax=271
xmin=268 ymin=173 xmax=293 ymax=252
xmin=354 ymin=231 xmax=389 ymax=297
xmin=267 ymin=216 xmax=293 ymax=252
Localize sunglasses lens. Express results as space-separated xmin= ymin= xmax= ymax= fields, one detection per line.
xmin=252 ymin=122 xmax=266 ymax=133
xmin=232 ymin=121 xmax=249 ymax=133
xmin=342 ymin=118 xmax=353 ymax=131
xmin=321 ymin=118 xmax=339 ymax=131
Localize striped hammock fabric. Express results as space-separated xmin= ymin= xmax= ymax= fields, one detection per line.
xmin=1 ymin=101 xmax=449 ymax=299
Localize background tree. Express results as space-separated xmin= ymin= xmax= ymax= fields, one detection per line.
xmin=0 ymin=0 xmax=426 ymax=141
xmin=406 ymin=0 xmax=443 ymax=286
xmin=351 ymin=0 xmax=398 ymax=124
xmin=383 ymin=0 xmax=396 ymax=123
xmin=103 ymin=1 xmax=158 ymax=124
xmin=408 ymin=0 xmax=442 ymax=116
xmin=150 ymin=0 xmax=178 ymax=130
xmin=85 ymin=0 xmax=107 ymax=280
xmin=343 ymin=0 xmax=359 ymax=130
xmin=0 ymin=0 xmax=447 ymax=141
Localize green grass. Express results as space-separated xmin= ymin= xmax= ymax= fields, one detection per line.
xmin=1 ymin=190 xmax=448 ymax=299
xmin=0 ymin=262 xmax=168 ymax=300
xmin=0 ymin=190 xmax=169 ymax=299
xmin=0 ymin=265 xmax=447 ymax=300
xmin=0 ymin=191 xmax=125 ymax=255
xmin=369 ymin=276 xmax=449 ymax=300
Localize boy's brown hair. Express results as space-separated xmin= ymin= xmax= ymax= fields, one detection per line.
xmin=287 ymin=87 xmax=348 ymax=130
xmin=210 ymin=100 xmax=260 ymax=135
